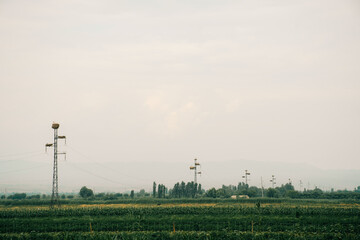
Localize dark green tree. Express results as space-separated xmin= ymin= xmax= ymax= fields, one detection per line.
xmin=206 ymin=188 xmax=217 ymax=198
xmin=172 ymin=182 xmax=180 ymax=198
xmin=198 ymin=184 xmax=202 ymax=195
xmin=153 ymin=181 xmax=156 ymax=198
xmin=157 ymin=184 xmax=166 ymax=198
xmin=79 ymin=186 xmax=94 ymax=198
xmin=286 ymin=190 xmax=300 ymax=198
xmin=216 ymin=188 xmax=226 ymax=198
xmin=266 ymin=188 xmax=277 ymax=198
xmin=138 ymin=189 xmax=146 ymax=197
xmin=180 ymin=181 xmax=186 ymax=197
xmin=8 ymin=193 xmax=26 ymax=200
xmin=157 ymin=184 xmax=162 ymax=198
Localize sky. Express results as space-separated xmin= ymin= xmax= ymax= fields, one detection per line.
xmin=0 ymin=0 xmax=359 ymax=193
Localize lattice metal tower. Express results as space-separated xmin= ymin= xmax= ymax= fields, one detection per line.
xmin=190 ymin=158 xmax=201 ymax=185
xmin=270 ymin=175 xmax=276 ymax=188
xmin=242 ymin=170 xmax=251 ymax=186
xmin=46 ymin=123 xmax=66 ymax=208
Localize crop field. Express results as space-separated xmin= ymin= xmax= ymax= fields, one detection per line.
xmin=0 ymin=200 xmax=359 ymax=240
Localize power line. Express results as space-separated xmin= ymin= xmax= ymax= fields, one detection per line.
xmin=0 ymin=152 xmax=43 ymax=162
xmin=0 ymin=165 xmax=48 ymax=175
xmin=66 ymin=145 xmax=161 ymax=183
xmin=0 ymin=151 xmax=43 ymax=159
xmin=66 ymin=162 xmax=123 ymax=184
xmin=66 ymin=162 xmax=140 ymax=190
xmin=64 ymin=146 xmax=184 ymax=189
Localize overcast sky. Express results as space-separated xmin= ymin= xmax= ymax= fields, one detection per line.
xmin=1 ymin=0 xmax=359 ymax=192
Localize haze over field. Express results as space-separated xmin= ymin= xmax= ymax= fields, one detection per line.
xmin=0 ymin=0 xmax=359 ymax=193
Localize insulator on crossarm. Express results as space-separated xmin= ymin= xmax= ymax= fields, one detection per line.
xmin=58 ymin=136 xmax=66 ymax=144
xmin=45 ymin=143 xmax=53 ymax=153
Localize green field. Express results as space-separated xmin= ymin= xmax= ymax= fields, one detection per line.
xmin=0 ymin=199 xmax=359 ymax=239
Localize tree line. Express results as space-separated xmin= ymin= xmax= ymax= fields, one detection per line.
xmin=2 ymin=183 xmax=360 ymax=200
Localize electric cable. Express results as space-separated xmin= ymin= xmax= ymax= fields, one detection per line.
xmin=66 ymin=145 xmax=160 ymax=182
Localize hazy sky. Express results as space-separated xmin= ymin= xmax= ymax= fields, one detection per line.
xmin=1 ymin=0 xmax=359 ymax=192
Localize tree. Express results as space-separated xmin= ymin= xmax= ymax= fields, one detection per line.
xmin=130 ymin=190 xmax=134 ymax=199
xmin=27 ymin=194 xmax=40 ymax=199
xmin=95 ymin=193 xmax=105 ymax=198
xmin=171 ymin=182 xmax=180 ymax=198
xmin=216 ymin=188 xmax=226 ymax=198
xmin=180 ymin=181 xmax=186 ymax=197
xmin=193 ymin=183 xmax=198 ymax=198
xmin=286 ymin=190 xmax=300 ymax=198
xmin=206 ymin=188 xmax=217 ymax=198
xmin=114 ymin=193 xmax=123 ymax=198
xmin=267 ymin=188 xmax=277 ymax=198
xmin=284 ymin=183 xmax=295 ymax=191
xmin=8 ymin=193 xmax=26 ymax=200
xmin=138 ymin=189 xmax=146 ymax=197
xmin=153 ymin=182 xmax=156 ymax=198
xmin=157 ymin=184 xmax=166 ymax=198
xmin=185 ymin=182 xmax=193 ymax=197
xmin=169 ymin=181 xmax=199 ymax=198
xmin=79 ymin=186 xmax=94 ymax=198
xmin=247 ymin=186 xmax=259 ymax=197
xmin=104 ymin=193 xmax=117 ymax=200
xmin=158 ymin=184 xmax=162 ymax=198
xmin=198 ymin=184 xmax=203 ymax=195
xmin=311 ymin=187 xmax=323 ymax=198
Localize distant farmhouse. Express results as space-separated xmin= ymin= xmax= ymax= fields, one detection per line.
xmin=231 ymin=195 xmax=249 ymax=199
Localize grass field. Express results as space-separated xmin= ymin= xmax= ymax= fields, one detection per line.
xmin=0 ymin=199 xmax=359 ymax=239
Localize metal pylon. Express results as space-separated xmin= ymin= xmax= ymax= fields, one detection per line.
xmin=46 ymin=123 xmax=66 ymax=208
xmin=190 ymin=158 xmax=201 ymax=185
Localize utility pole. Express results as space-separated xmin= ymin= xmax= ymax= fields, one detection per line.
xmin=189 ymin=158 xmax=201 ymax=185
xmin=270 ymin=175 xmax=276 ymax=188
xmin=260 ymin=177 xmax=264 ymax=197
xmin=242 ymin=170 xmax=250 ymax=186
xmin=46 ymin=122 xmax=66 ymax=208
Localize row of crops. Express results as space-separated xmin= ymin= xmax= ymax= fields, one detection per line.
xmin=1 ymin=203 xmax=359 ymax=239
xmin=1 ymin=197 xmax=359 ymax=206
xmin=1 ymin=205 xmax=360 ymax=218
xmin=0 ymin=231 xmax=358 ymax=240
xmin=1 ymin=216 xmax=359 ymax=233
